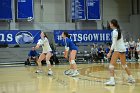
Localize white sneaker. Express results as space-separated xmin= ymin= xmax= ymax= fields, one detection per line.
xmin=48 ymin=70 xmax=53 ymax=76
xmin=104 ymin=80 xmax=115 ymax=86
xmin=64 ymin=69 xmax=73 ymax=75
xmin=70 ymin=71 xmax=79 ymax=77
xmin=35 ymin=69 xmax=43 ymax=73
xmin=128 ymin=77 xmax=135 ymax=83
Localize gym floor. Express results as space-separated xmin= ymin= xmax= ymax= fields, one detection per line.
xmin=0 ymin=63 xmax=140 ymax=93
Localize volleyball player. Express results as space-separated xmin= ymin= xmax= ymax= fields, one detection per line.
xmin=136 ymin=38 xmax=140 ymax=61
xmin=129 ymin=38 xmax=136 ymax=60
xmin=104 ymin=19 xmax=135 ymax=86
xmin=61 ymin=32 xmax=79 ymax=77
xmin=35 ymin=32 xmax=53 ymax=75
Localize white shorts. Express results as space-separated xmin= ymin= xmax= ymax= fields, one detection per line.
xmin=42 ymin=51 xmax=52 ymax=54
xmin=136 ymin=47 xmax=140 ymax=51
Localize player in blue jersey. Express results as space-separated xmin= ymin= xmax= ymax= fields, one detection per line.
xmin=61 ymin=32 xmax=79 ymax=77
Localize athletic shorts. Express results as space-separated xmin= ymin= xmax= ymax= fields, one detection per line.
xmin=136 ymin=47 xmax=140 ymax=51
xmin=130 ymin=47 xmax=134 ymax=50
xmin=43 ymin=51 xmax=53 ymax=55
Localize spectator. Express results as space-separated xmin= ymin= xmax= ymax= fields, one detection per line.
xmin=91 ymin=44 xmax=98 ymax=63
xmin=124 ymin=39 xmax=130 ymax=61
xmin=28 ymin=47 xmax=38 ymax=65
xmin=98 ymin=45 xmax=105 ymax=63
xmin=105 ymin=45 xmax=111 ymax=62
xmin=129 ymin=38 xmax=136 ymax=60
xmin=105 ymin=45 xmax=111 ymax=54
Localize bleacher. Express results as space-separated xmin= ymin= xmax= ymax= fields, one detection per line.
xmin=0 ymin=44 xmax=93 ymax=67
xmin=55 ymin=45 xmax=92 ymax=64
xmin=0 ymin=44 xmax=40 ymax=67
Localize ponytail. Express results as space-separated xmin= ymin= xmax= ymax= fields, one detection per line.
xmin=117 ymin=25 xmax=121 ymax=40
xmin=43 ymin=32 xmax=48 ymax=38
xmin=110 ymin=19 xmax=121 ymax=40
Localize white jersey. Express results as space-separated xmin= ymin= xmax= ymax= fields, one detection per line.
xmin=136 ymin=42 xmax=140 ymax=51
xmin=129 ymin=41 xmax=135 ymax=47
xmin=37 ymin=38 xmax=52 ymax=53
xmin=124 ymin=42 xmax=129 ymax=49
xmin=111 ymin=29 xmax=126 ymax=52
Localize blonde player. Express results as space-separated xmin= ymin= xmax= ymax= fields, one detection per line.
xmin=136 ymin=38 xmax=140 ymax=61
xmin=105 ymin=19 xmax=135 ymax=86
xmin=35 ymin=32 xmax=53 ymax=75
xmin=124 ymin=39 xmax=129 ymax=51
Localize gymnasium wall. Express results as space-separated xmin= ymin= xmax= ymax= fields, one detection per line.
xmin=102 ymin=0 xmax=140 ymax=39
xmin=0 ymin=0 xmax=139 ymax=39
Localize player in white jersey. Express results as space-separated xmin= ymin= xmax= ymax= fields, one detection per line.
xmin=136 ymin=39 xmax=140 ymax=61
xmin=124 ymin=39 xmax=129 ymax=49
xmin=104 ymin=19 xmax=135 ymax=86
xmin=35 ymin=32 xmax=53 ymax=75
xmin=129 ymin=38 xmax=136 ymax=58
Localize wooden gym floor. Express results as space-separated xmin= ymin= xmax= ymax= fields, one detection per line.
xmin=0 ymin=63 xmax=140 ymax=93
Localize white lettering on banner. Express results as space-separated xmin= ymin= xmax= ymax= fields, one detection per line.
xmin=87 ymin=0 xmax=95 ymax=6
xmin=7 ymin=34 xmax=13 ymax=42
xmin=56 ymin=33 xmax=111 ymax=42
xmin=0 ymin=34 xmax=5 ymax=42
xmin=100 ymin=33 xmax=105 ymax=41
xmin=73 ymin=34 xmax=77 ymax=41
xmin=77 ymin=34 xmax=82 ymax=41
xmin=18 ymin=0 xmax=26 ymax=2
xmin=93 ymin=34 xmax=99 ymax=41
xmin=106 ymin=34 xmax=110 ymax=41
xmin=88 ymin=34 xmax=93 ymax=41
xmin=83 ymin=34 xmax=88 ymax=41
xmin=0 ymin=34 xmax=13 ymax=42
xmin=57 ymin=35 xmax=62 ymax=40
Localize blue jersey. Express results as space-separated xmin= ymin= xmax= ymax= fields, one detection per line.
xmin=105 ymin=48 xmax=110 ymax=54
xmin=63 ymin=38 xmax=78 ymax=51
xmin=28 ymin=50 xmax=38 ymax=57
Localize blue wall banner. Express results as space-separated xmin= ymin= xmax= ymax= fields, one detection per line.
xmin=87 ymin=0 xmax=100 ymax=20
xmin=71 ymin=0 xmax=86 ymax=20
xmin=54 ymin=30 xmax=112 ymax=43
xmin=71 ymin=0 xmax=76 ymax=19
xmin=0 ymin=0 xmax=12 ymax=20
xmin=0 ymin=30 xmax=41 ymax=44
xmin=17 ymin=0 xmax=34 ymax=19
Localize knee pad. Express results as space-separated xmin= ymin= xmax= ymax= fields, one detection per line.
xmin=109 ymin=64 xmax=114 ymax=70
xmin=46 ymin=61 xmax=50 ymax=65
xmin=70 ymin=60 xmax=76 ymax=64
xmin=122 ymin=64 xmax=128 ymax=69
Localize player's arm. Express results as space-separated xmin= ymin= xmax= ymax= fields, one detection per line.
xmin=64 ymin=39 xmax=69 ymax=59
xmin=107 ymin=31 xmax=117 ymax=58
xmin=35 ymin=39 xmax=42 ymax=50
xmin=35 ymin=44 xmax=40 ymax=50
